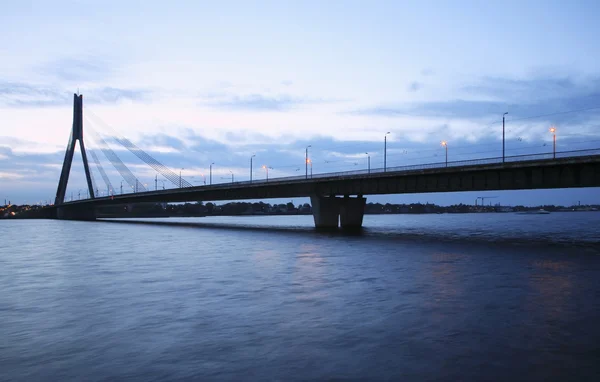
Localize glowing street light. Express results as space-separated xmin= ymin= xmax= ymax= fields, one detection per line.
xmin=262 ymin=165 xmax=273 ymax=181
xmin=550 ymin=126 xmax=557 ymax=159
xmin=384 ymin=132 xmax=391 ymax=172
xmin=441 ymin=141 xmax=448 ymax=167
xmin=305 ymin=145 xmax=311 ymax=179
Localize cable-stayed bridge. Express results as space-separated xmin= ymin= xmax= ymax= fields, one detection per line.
xmin=46 ymin=94 xmax=600 ymax=229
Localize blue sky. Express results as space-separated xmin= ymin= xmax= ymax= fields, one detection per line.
xmin=1 ymin=0 xmax=600 ymax=205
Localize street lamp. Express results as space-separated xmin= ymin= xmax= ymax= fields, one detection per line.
xmin=120 ymin=180 xmax=124 ymax=195
xmin=384 ymin=132 xmax=390 ymax=172
xmin=305 ymin=145 xmax=311 ymax=179
xmin=502 ymin=112 xmax=508 ymax=162
xmin=209 ymin=162 xmax=214 ymax=185
xmin=262 ymin=165 xmax=272 ymax=181
xmin=179 ymin=168 xmax=184 ymax=188
xmin=441 ymin=141 xmax=448 ymax=167
xmin=366 ymin=152 xmax=370 ymax=174
xmin=550 ymin=126 xmax=556 ymax=159
xmin=250 ymin=154 xmax=256 ymax=182
xmin=230 ymin=170 xmax=234 ymax=183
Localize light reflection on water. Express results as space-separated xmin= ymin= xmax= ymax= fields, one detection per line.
xmin=0 ymin=214 xmax=599 ymax=381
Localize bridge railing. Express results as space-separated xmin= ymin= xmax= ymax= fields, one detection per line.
xmin=79 ymin=147 xmax=600 ymax=201
xmin=204 ymin=147 xmax=600 ymax=187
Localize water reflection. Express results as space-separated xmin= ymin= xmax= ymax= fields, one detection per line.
xmin=291 ymin=245 xmax=328 ymax=302
xmin=527 ymin=259 xmax=575 ymax=321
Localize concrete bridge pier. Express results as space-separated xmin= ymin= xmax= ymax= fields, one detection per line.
xmin=339 ymin=195 xmax=366 ymax=230
xmin=310 ymin=196 xmax=341 ymax=230
xmin=310 ymin=195 xmax=366 ymax=230
xmin=56 ymin=206 xmax=97 ymax=221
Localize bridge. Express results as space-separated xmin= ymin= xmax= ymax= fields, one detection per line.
xmin=47 ymin=94 xmax=600 ymax=229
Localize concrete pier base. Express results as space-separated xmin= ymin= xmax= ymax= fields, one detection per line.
xmin=310 ymin=195 xmax=366 ymax=230
xmin=339 ymin=196 xmax=366 ymax=230
xmin=310 ymin=196 xmax=341 ymax=230
xmin=56 ymin=206 xmax=97 ymax=221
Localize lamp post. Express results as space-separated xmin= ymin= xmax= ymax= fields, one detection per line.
xmin=120 ymin=181 xmax=123 ymax=195
xmin=179 ymin=168 xmax=184 ymax=188
xmin=384 ymin=132 xmax=390 ymax=172
xmin=262 ymin=165 xmax=272 ymax=181
xmin=230 ymin=170 xmax=234 ymax=183
xmin=155 ymin=174 xmax=158 ymax=191
xmin=78 ymin=189 xmax=81 ymax=200
xmin=441 ymin=141 xmax=448 ymax=167
xmin=366 ymin=152 xmax=370 ymax=174
xmin=250 ymin=154 xmax=255 ymax=182
xmin=209 ymin=162 xmax=214 ymax=185
xmin=502 ymin=112 xmax=508 ymax=162
xmin=305 ymin=145 xmax=311 ymax=179
xmin=550 ymin=126 xmax=556 ymax=159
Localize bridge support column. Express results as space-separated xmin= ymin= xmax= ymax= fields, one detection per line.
xmin=56 ymin=206 xmax=97 ymax=221
xmin=339 ymin=196 xmax=366 ymax=231
xmin=310 ymin=196 xmax=340 ymax=230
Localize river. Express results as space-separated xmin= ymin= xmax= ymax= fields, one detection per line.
xmin=1 ymin=212 xmax=599 ymax=381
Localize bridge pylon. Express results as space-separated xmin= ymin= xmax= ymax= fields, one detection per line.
xmin=55 ymin=94 xmax=95 ymax=205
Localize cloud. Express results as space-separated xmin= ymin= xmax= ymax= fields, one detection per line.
xmin=0 ymin=82 xmax=69 ymax=107
xmin=351 ymin=75 xmax=600 ymax=124
xmin=39 ymin=57 xmax=114 ymax=82
xmin=462 ymin=76 xmax=600 ymax=102
xmin=138 ymin=133 xmax=186 ymax=152
xmin=421 ymin=68 xmax=434 ymax=76
xmin=408 ymin=81 xmax=423 ymax=92
xmin=0 ymin=82 xmax=151 ymax=107
xmin=208 ymin=93 xmax=302 ymax=111
xmin=85 ymin=87 xmax=150 ymax=104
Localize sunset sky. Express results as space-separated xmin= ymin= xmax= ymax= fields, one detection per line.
xmin=2 ymin=0 xmax=599 ymax=205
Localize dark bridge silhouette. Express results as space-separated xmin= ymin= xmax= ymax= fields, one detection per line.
xmin=50 ymin=94 xmax=600 ymax=229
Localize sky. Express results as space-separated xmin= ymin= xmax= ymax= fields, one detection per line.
xmin=1 ymin=0 xmax=600 ymax=206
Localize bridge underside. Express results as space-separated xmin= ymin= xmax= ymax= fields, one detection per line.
xmin=51 ymin=155 xmax=600 ymax=228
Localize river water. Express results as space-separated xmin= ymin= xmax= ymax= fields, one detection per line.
xmin=1 ymin=213 xmax=600 ymax=381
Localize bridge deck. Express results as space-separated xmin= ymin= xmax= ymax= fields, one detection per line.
xmin=58 ymin=151 xmax=600 ymax=206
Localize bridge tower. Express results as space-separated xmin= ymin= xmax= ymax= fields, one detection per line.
xmin=55 ymin=94 xmax=95 ymax=205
